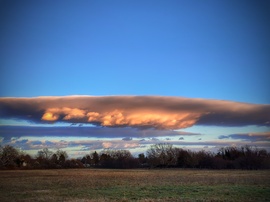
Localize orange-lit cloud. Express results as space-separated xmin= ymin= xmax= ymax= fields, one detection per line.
xmin=41 ymin=112 xmax=59 ymax=121
xmin=41 ymin=108 xmax=85 ymax=121
xmin=0 ymin=96 xmax=269 ymax=129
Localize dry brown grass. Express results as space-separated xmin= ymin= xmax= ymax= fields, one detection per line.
xmin=0 ymin=169 xmax=269 ymax=201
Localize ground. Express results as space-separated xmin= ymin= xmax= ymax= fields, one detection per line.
xmin=0 ymin=169 xmax=269 ymax=202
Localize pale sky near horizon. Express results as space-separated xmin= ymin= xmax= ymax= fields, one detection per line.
xmin=0 ymin=0 xmax=269 ymax=157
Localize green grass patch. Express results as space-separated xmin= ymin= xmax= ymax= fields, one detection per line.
xmin=71 ymin=184 xmax=270 ymax=201
xmin=0 ymin=169 xmax=269 ymax=201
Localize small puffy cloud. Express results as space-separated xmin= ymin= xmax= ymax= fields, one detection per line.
xmin=101 ymin=141 xmax=139 ymax=150
xmin=219 ymin=135 xmax=229 ymax=139
xmin=0 ymin=96 xmax=269 ymax=130
xmin=124 ymin=143 xmax=140 ymax=149
xmin=102 ymin=142 xmax=112 ymax=149
xmin=122 ymin=137 xmax=133 ymax=141
xmin=31 ymin=140 xmax=43 ymax=145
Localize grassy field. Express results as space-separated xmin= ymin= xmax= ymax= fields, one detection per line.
xmin=0 ymin=169 xmax=269 ymax=202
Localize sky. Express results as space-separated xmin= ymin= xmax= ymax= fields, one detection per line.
xmin=0 ymin=0 xmax=269 ymax=158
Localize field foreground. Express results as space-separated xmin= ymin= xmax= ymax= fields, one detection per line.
xmin=0 ymin=169 xmax=269 ymax=202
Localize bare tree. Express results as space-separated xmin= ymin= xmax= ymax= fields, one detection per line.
xmin=0 ymin=145 xmax=20 ymax=168
xmin=99 ymin=149 xmax=138 ymax=168
xmin=56 ymin=149 xmax=68 ymax=163
xmin=37 ymin=148 xmax=53 ymax=160
xmin=138 ymin=153 xmax=147 ymax=165
xmin=90 ymin=151 xmax=99 ymax=166
xmin=147 ymin=143 xmax=177 ymax=167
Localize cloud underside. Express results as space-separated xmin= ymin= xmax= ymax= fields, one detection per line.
xmin=0 ymin=126 xmax=201 ymax=139
xmin=1 ymin=96 xmax=270 ymax=129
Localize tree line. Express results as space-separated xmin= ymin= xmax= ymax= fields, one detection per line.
xmin=1 ymin=143 xmax=270 ymax=170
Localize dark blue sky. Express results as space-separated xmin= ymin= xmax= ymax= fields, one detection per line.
xmin=1 ymin=0 xmax=269 ymax=103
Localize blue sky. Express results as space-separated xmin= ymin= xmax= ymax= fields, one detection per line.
xmin=0 ymin=0 xmax=269 ymax=157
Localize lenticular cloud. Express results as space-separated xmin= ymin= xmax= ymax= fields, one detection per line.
xmin=0 ymin=96 xmax=269 ymax=129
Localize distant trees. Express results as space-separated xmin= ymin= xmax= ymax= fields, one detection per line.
xmin=0 ymin=145 xmax=83 ymax=169
xmin=34 ymin=148 xmax=71 ymax=169
xmin=138 ymin=153 xmax=148 ymax=167
xmin=176 ymin=148 xmax=195 ymax=168
xmin=216 ymin=145 xmax=270 ymax=169
xmin=0 ymin=145 xmax=34 ymax=169
xmin=147 ymin=143 xmax=178 ymax=167
xmin=79 ymin=143 xmax=270 ymax=169
xmin=82 ymin=149 xmax=139 ymax=169
xmin=1 ymin=144 xmax=270 ymax=170
xmin=0 ymin=145 xmax=21 ymax=168
xmin=34 ymin=148 xmax=83 ymax=169
xmin=146 ymin=143 xmax=216 ymax=168
xmin=92 ymin=151 xmax=99 ymax=166
xmin=146 ymin=144 xmax=270 ymax=169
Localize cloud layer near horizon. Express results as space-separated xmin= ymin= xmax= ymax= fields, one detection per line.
xmin=0 ymin=96 xmax=269 ymax=129
xmin=1 ymin=129 xmax=269 ymax=157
